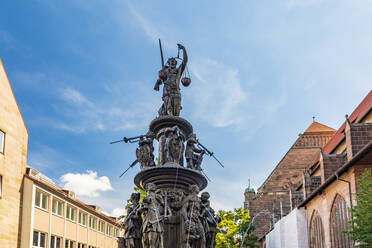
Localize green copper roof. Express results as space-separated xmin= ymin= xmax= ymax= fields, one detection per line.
xmin=245 ymin=186 xmax=255 ymax=193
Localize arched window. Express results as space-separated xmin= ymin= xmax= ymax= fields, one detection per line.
xmin=330 ymin=194 xmax=353 ymax=248
xmin=309 ymin=211 xmax=325 ymax=248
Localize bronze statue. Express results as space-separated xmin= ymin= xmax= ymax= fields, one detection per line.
xmin=135 ymin=131 xmax=155 ymax=169
xmin=137 ymin=183 xmax=164 ymax=248
xmin=200 ymin=192 xmax=220 ymax=248
xmin=123 ymin=193 xmax=143 ymax=248
xmin=154 ymin=43 xmax=188 ymax=116
xmin=164 ymin=126 xmax=184 ymax=165
xmin=185 ymin=134 xmax=205 ymax=171
xmin=182 ymin=185 xmax=206 ymax=248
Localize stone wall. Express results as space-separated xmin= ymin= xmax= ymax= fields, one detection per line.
xmin=0 ymin=60 xmax=28 ymax=247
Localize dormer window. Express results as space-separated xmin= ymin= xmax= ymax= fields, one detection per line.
xmin=0 ymin=130 xmax=4 ymax=154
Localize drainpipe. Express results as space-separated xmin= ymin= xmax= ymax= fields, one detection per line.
xmin=334 ymin=172 xmax=354 ymax=227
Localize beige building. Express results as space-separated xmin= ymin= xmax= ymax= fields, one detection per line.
xmin=20 ymin=168 xmax=121 ymax=248
xmin=0 ymin=61 xmax=123 ymax=248
xmin=0 ymin=60 xmax=29 ymax=247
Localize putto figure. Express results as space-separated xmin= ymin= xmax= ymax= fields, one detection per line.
xmin=200 ymin=192 xmax=220 ymax=248
xmin=164 ymin=126 xmax=185 ymax=165
xmin=137 ymin=183 xmax=164 ymax=248
xmin=185 ymin=134 xmax=205 ymax=171
xmin=123 ymin=193 xmax=143 ymax=248
xmin=154 ymin=43 xmax=188 ymax=116
xmin=182 ymin=185 xmax=206 ymax=248
xmin=135 ymin=131 xmax=155 ymax=169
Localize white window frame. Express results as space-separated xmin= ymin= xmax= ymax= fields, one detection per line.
xmin=35 ymin=190 xmax=49 ymax=211
xmin=64 ymin=239 xmax=75 ymax=248
xmin=114 ymin=228 xmax=118 ymax=238
xmin=33 ymin=230 xmax=47 ymax=248
xmin=66 ymin=205 xmax=76 ymax=222
xmin=98 ymin=220 xmax=105 ymax=233
xmin=50 ymin=235 xmax=62 ymax=248
xmin=106 ymin=224 xmax=112 ymax=236
xmin=52 ymin=198 xmax=63 ymax=216
xmin=0 ymin=130 xmax=4 ymax=154
xmin=89 ymin=216 xmax=96 ymax=230
xmin=78 ymin=211 xmax=87 ymax=226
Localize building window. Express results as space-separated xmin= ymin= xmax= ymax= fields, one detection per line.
xmin=35 ymin=190 xmax=49 ymax=211
xmin=106 ymin=224 xmax=112 ymax=236
xmin=65 ymin=239 xmax=75 ymax=248
xmin=66 ymin=205 xmax=76 ymax=221
xmin=52 ymin=198 xmax=63 ymax=216
xmin=0 ymin=130 xmax=4 ymax=154
xmin=114 ymin=228 xmax=118 ymax=238
xmin=77 ymin=243 xmax=86 ymax=248
xmin=309 ymin=212 xmax=325 ymax=248
xmin=330 ymin=194 xmax=353 ymax=248
xmin=50 ymin=235 xmax=62 ymax=248
xmin=79 ymin=211 xmax=87 ymax=226
xmin=89 ymin=216 xmax=97 ymax=230
xmin=33 ymin=231 xmax=47 ymax=248
xmin=98 ymin=220 xmax=105 ymax=233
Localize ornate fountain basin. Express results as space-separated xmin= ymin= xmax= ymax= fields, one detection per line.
xmin=134 ymin=162 xmax=208 ymax=191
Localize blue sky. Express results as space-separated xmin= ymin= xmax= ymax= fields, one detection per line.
xmin=1 ymin=0 xmax=371 ymax=216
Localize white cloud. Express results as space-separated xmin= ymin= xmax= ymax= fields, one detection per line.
xmin=109 ymin=207 xmax=126 ymax=217
xmin=54 ymin=86 xmax=157 ymax=133
xmin=187 ymin=58 xmax=248 ymax=128
xmin=61 ymin=87 xmax=94 ymax=107
xmin=126 ymin=3 xmax=160 ymax=44
xmin=60 ymin=170 xmax=113 ymax=197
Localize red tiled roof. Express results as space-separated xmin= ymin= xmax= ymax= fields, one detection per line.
xmin=307 ymin=90 xmax=372 ymax=174
xmin=323 ymin=90 xmax=372 ymax=154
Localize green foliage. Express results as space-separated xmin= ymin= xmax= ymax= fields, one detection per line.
xmin=216 ymin=208 xmax=258 ymax=248
xmin=349 ymin=169 xmax=372 ymax=247
xmin=118 ymin=187 xmax=147 ymax=220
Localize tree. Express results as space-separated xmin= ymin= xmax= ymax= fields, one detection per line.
xmin=349 ymin=169 xmax=372 ymax=247
xmin=216 ymin=208 xmax=258 ymax=248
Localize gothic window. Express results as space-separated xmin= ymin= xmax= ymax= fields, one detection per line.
xmin=309 ymin=211 xmax=325 ymax=248
xmin=330 ymin=194 xmax=353 ymax=248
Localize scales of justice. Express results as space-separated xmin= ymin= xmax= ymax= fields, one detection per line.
xmin=111 ymin=40 xmax=224 ymax=248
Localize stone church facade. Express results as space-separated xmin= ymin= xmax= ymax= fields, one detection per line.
xmin=244 ymin=121 xmax=336 ymax=238
xmin=247 ymin=90 xmax=372 ymax=248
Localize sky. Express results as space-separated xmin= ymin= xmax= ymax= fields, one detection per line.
xmin=1 ymin=0 xmax=372 ymax=217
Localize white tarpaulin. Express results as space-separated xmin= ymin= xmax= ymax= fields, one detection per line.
xmin=266 ymin=208 xmax=309 ymax=248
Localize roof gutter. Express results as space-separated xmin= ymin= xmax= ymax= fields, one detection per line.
xmin=298 ymin=139 xmax=372 ymax=207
